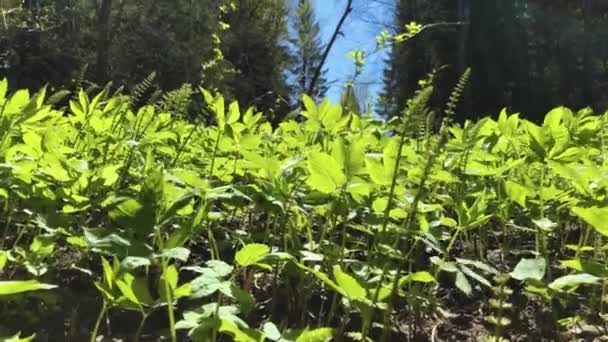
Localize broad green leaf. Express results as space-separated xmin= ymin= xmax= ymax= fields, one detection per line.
xmin=190 ymin=272 xmax=232 ymax=298
xmin=0 ymin=78 xmax=6 ymax=100
xmin=0 ymin=251 xmax=7 ymax=271
xmin=544 ymin=106 xmax=569 ymax=129
xmin=116 ymin=273 xmax=153 ymax=306
xmin=459 ymin=265 xmax=492 ymax=288
xmin=228 ymin=101 xmax=240 ymax=124
xmin=372 ymin=197 xmax=388 ymax=213
xmin=174 ymin=283 xmax=192 ymax=299
xmin=214 ymin=95 xmax=226 ymax=130
xmin=159 ymin=265 xmax=179 ymax=301
xmin=263 ymin=322 xmax=282 ymax=341
xmin=532 ymin=218 xmax=558 ymax=232
xmin=572 ymin=207 xmax=608 ymax=237
xmin=235 ymin=243 xmax=270 ymax=268
xmin=307 ymin=152 xmax=346 ymax=193
xmin=157 ymin=247 xmax=191 ymax=262
xmin=455 ymin=258 xmax=499 ymax=275
xmin=322 ymin=105 xmax=342 ymax=129
xmin=455 ymin=270 xmax=472 ymax=295
xmin=332 ymin=265 xmax=366 ymax=301
xmin=5 ymin=89 xmax=29 ymax=114
xmin=549 ymin=273 xmax=599 ymax=291
xmin=231 ymin=285 xmax=255 ymax=314
xmin=208 ymin=260 xmax=234 ymax=277
xmin=143 ymin=167 xmax=165 ymax=216
xmin=296 ymin=263 xmax=345 ymax=297
xmin=295 ymin=327 xmax=334 ymax=342
xmin=101 ymin=256 xmax=114 ymax=289
xmin=100 ymin=165 xmax=121 ymax=187
xmin=121 ymin=257 xmax=151 ymax=271
xmin=219 ymin=319 xmax=261 ymax=342
xmin=0 ymin=280 xmax=57 ymax=296
xmin=365 ymin=156 xmax=390 ymax=186
xmin=331 ymin=137 xmax=347 ymax=172
xmin=302 ymin=95 xmax=317 ymax=119
xmin=399 ymin=271 xmax=436 ymax=287
xmin=505 ymin=180 xmax=534 ymax=207
xmin=511 ymin=257 xmax=546 ymax=281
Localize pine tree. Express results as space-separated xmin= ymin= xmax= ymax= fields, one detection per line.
xmin=222 ymin=0 xmax=293 ymax=118
xmin=377 ymin=0 xmax=461 ymax=119
xmin=291 ymin=0 xmax=328 ymax=101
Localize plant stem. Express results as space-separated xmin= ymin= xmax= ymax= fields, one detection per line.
xmin=162 ymin=259 xmax=177 ymax=342
xmin=133 ymin=312 xmax=149 ymax=342
xmin=90 ymin=300 xmax=107 ymax=342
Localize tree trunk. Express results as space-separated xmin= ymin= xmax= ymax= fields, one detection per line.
xmin=582 ymin=0 xmax=594 ymax=106
xmin=95 ymin=0 xmax=113 ymax=83
xmin=458 ymin=0 xmax=470 ymax=74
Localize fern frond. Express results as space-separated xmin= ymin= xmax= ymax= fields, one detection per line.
xmin=401 ymin=73 xmax=435 ymax=140
xmin=444 ymin=68 xmax=471 ymax=125
xmin=72 ymin=63 xmax=89 ymax=93
xmin=130 ymin=71 xmax=158 ymax=108
xmin=157 ymin=83 xmax=194 ymax=119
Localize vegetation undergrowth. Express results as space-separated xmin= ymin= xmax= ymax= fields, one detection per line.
xmin=0 ymin=76 xmax=607 ymax=341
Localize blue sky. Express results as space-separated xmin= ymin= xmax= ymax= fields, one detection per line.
xmin=311 ymin=0 xmax=392 ymax=107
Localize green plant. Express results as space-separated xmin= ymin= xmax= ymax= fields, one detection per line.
xmin=484 ymin=273 xmax=513 ymax=342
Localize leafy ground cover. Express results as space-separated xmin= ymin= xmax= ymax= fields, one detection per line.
xmin=0 ymin=77 xmax=607 ymax=341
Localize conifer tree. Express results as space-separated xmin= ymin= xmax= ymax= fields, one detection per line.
xmin=291 ymin=0 xmax=328 ymax=101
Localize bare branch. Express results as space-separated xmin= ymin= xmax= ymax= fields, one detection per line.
xmin=306 ymin=0 xmax=353 ymax=96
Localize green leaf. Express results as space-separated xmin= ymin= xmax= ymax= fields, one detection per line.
xmin=572 ymin=207 xmax=608 ymax=237
xmin=295 ymin=327 xmax=333 ymax=342
xmin=511 ymin=257 xmax=546 ymax=281
xmin=235 ymin=243 xmax=270 ymax=268
xmin=0 ymin=251 xmax=7 ymax=271
xmin=532 ymin=218 xmax=558 ymax=232
xmin=549 ymin=273 xmax=599 ymax=291
xmin=0 ymin=78 xmax=7 ymax=101
xmin=302 ymin=95 xmax=317 ymax=119
xmin=307 ymin=152 xmax=346 ymax=193
xmin=263 ymin=322 xmax=282 ymax=341
xmin=174 ymin=283 xmax=192 ymax=299
xmin=231 ymin=285 xmax=255 ymax=315
xmin=228 ymin=101 xmax=240 ymax=124
xmin=100 ymin=165 xmax=121 ymax=187
xmin=214 ymin=95 xmax=226 ymax=130
xmin=332 ymin=265 xmax=366 ymax=301
xmin=399 ymin=271 xmax=436 ymax=287
xmin=219 ymin=319 xmax=261 ymax=342
xmin=207 ymin=260 xmax=234 ymax=277
xmin=321 ymin=105 xmax=342 ymax=129
xmin=0 ymin=280 xmax=57 ymax=296
xmin=190 ymin=272 xmax=232 ymax=298
xmin=116 ymin=273 xmax=153 ymax=307
xmin=455 ymin=270 xmax=472 ymax=295
xmin=365 ymin=156 xmax=390 ymax=185
xmin=100 ymin=256 xmax=114 ymax=289
xmin=157 ymin=247 xmax=191 ymax=262
xmin=455 ymin=258 xmax=499 ymax=275
xmin=296 ymin=263 xmax=345 ymax=297
xmin=159 ymin=265 xmax=179 ymax=301
xmin=121 ymin=257 xmax=151 ymax=271
xmin=459 ymin=265 xmax=492 ymax=288
xmin=5 ymin=89 xmax=29 ymax=114
xmin=505 ymin=180 xmax=534 ymax=207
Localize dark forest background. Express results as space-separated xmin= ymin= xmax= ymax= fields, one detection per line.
xmin=2 ymin=0 xmax=608 ymax=122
